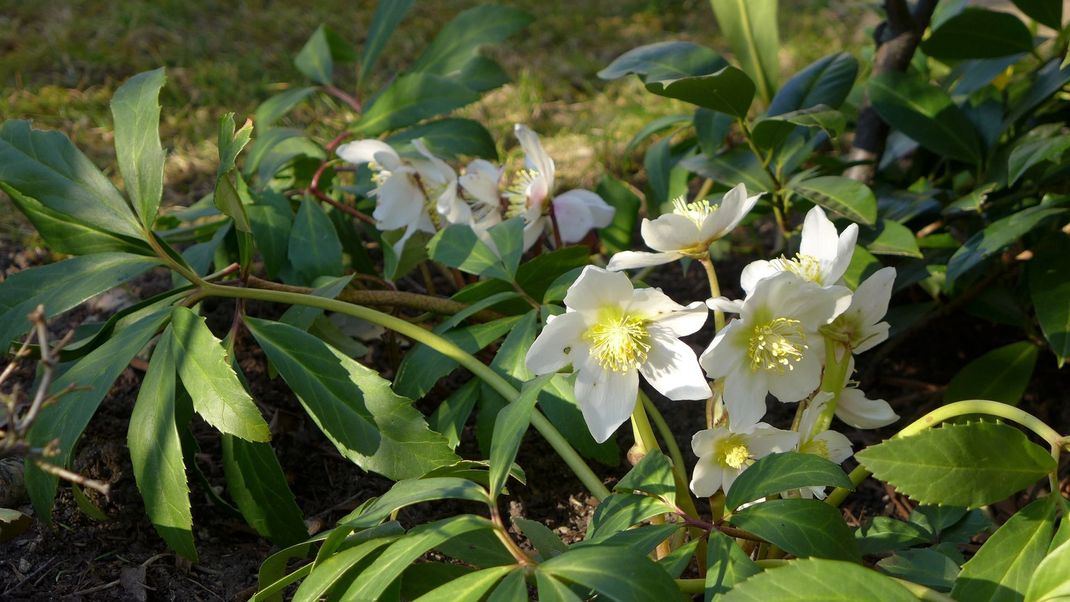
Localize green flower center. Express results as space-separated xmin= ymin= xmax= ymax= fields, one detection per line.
xmin=715 ymin=435 xmax=751 ymax=469
xmin=584 ymin=307 xmax=651 ymax=373
xmin=800 ymin=438 xmax=829 ymax=459
xmin=747 ymin=317 xmax=807 ymax=372
xmin=770 ymin=253 xmax=824 ymax=284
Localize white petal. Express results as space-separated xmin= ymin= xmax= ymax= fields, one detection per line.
xmin=563 ymin=266 xmax=634 ymax=312
xmin=746 ymin=425 xmax=800 ymax=458
xmin=607 ymin=250 xmax=683 ymax=271
xmin=699 ymin=326 xmax=742 ymax=379
xmin=852 ymin=267 xmax=896 ymax=326
xmin=640 ymin=330 xmax=711 ymax=400
xmin=766 ymin=335 xmax=825 ymax=403
xmin=707 ymin=297 xmax=745 ymax=314
xmin=739 ymin=260 xmax=778 ymax=296
xmin=558 ymin=189 xmax=614 ymax=226
xmin=691 ymin=427 xmax=729 ymax=457
xmin=551 ymin=190 xmax=605 ymax=243
xmin=798 ymin=392 xmax=832 ymax=437
xmin=835 ymin=388 xmax=898 ymax=429
xmin=574 ymin=367 xmax=639 ymax=443
xmin=721 ymin=467 xmax=744 ymax=494
xmin=690 ymin=457 xmax=724 ymax=497
xmin=852 ymin=322 xmax=889 ymax=354
xmin=514 ymin=124 xmax=555 ymax=190
xmin=723 ymin=371 xmax=769 ymax=431
xmin=522 ymin=216 xmax=548 ymax=251
xmin=640 ymin=214 xmax=704 ymax=253
xmin=824 ymin=223 xmax=858 ymax=285
xmin=373 ymin=176 xmax=423 ymax=231
xmin=814 ymin=430 xmax=853 ymax=464
xmin=525 ymin=311 xmax=588 ymax=375
xmin=628 ymin=289 xmax=706 ymax=335
xmin=700 ymin=184 xmax=761 ymax=241
xmin=336 ymin=139 xmax=399 ymax=168
xmin=799 ymin=206 xmax=839 ymax=261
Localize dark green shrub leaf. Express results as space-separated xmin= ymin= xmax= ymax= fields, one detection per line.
xmin=921 ymin=8 xmax=1034 ymax=60
xmin=1 ymin=185 xmax=149 ymax=256
xmin=1008 ymin=135 xmax=1070 ymax=185
xmin=409 ymin=5 xmax=532 ymax=78
xmin=289 ymin=198 xmax=344 ymax=284
xmin=344 ymin=477 xmax=488 ymax=529
xmin=944 ymin=341 xmax=1038 ymax=405
xmin=751 ymin=105 xmax=845 ymax=149
xmin=111 ymin=67 xmax=166 ymax=227
xmin=254 ymin=87 xmax=316 ymax=127
xmin=387 ymin=118 xmax=497 ymax=161
xmin=705 ymin=528 xmax=760 ymax=599
xmin=489 ymin=374 xmax=553 ymax=499
xmin=731 ymin=499 xmax=859 ymax=561
xmin=790 ymin=176 xmax=877 ymax=225
xmin=1029 ymin=234 xmax=1070 ymax=366
xmin=1008 ymin=59 xmax=1070 ymax=123
xmin=860 ymin=219 xmax=923 ymax=258
xmin=681 ymin=148 xmax=775 ymax=192
xmin=856 ymin=421 xmax=1056 ymax=507
xmin=709 ymin=0 xmax=780 ymax=102
xmin=868 ymin=72 xmax=982 ymax=164
xmin=540 ymin=546 xmax=680 ymax=599
xmin=768 ymin=53 xmax=858 ymax=115
xmin=946 ymin=204 xmax=1065 ymax=285
xmin=294 ymin=25 xmax=333 ymax=84
xmin=722 ymin=558 xmax=917 ymax=601
xmin=614 ymin=450 xmax=677 ymax=505
xmin=626 ymin=113 xmax=691 ymax=153
xmin=359 ymin=0 xmax=415 ymax=88
xmin=598 ymin=40 xmax=727 ymax=81
xmin=645 ymin=66 xmax=756 ymax=117
xmin=354 ymin=73 xmax=480 ymax=136
xmin=877 ymin=548 xmax=959 ymax=591
xmin=726 ymin=452 xmax=853 ymax=510
xmin=1012 ymin=0 xmax=1063 ymax=29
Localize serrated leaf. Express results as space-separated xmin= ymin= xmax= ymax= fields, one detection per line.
xmin=222 ymin=435 xmax=308 ymax=547
xmin=486 ymin=569 xmax=526 ymax=601
xmin=944 ymin=341 xmax=1038 ymax=405
xmin=586 ymin=493 xmax=673 ymax=540
xmin=868 ymin=72 xmax=982 ymax=164
xmin=721 ymin=558 xmax=917 ymax=601
xmin=540 ymin=546 xmax=680 ymax=599
xmin=111 ymin=67 xmax=166 ymax=227
xmin=354 ymin=73 xmax=480 ymax=136
xmin=705 ymin=528 xmax=760 ymax=599
xmin=731 ymin=499 xmax=859 ymax=561
xmin=856 ymin=421 xmax=1055 ymax=507
xmin=170 ymin=308 xmax=269 ymax=441
xmin=954 ymin=495 xmax=1057 ymax=602
xmin=726 ymin=452 xmax=853 ymax=510
xmin=921 ymin=8 xmax=1034 ymax=60
xmin=1029 ymin=235 xmax=1070 ymax=366
xmin=487 ymin=217 xmax=524 ymax=280
xmin=599 ymin=41 xmax=727 ymax=81
xmin=709 ymin=0 xmax=780 ymax=102
xmin=768 ymin=53 xmax=858 ymax=115
xmin=645 ymin=65 xmax=756 ymax=117
xmin=791 ymin=176 xmax=877 ymax=225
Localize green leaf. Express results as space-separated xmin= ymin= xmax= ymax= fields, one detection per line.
xmin=644 ymin=137 xmax=675 ymax=208
xmin=681 ymin=148 xmax=775 ymax=192
xmin=705 ymin=528 xmax=761 ymax=599
xmin=877 ymin=548 xmax=959 ymax=591
xmin=254 ymin=87 xmax=316 ymax=127
xmin=0 ymin=120 xmax=143 ymax=237
xmin=487 ymin=569 xmax=527 ymax=601
xmin=489 ymin=374 xmax=553 ymax=499
xmin=596 ymin=176 xmax=641 ymax=255
xmin=721 ymin=558 xmax=918 ymax=602
xmin=343 ymin=515 xmax=494 ymax=600
xmin=540 ymin=546 xmax=680 ymax=599
xmin=860 ymin=219 xmax=922 ymax=258
xmin=790 ymin=176 xmax=877 ymax=225
xmin=289 ymin=197 xmax=343 ymax=283
xmin=921 ymin=8 xmax=1034 ymax=60
xmin=855 ymin=517 xmax=932 ymax=555
xmin=1012 ymin=0 xmax=1063 ymax=29
xmin=614 ymin=450 xmax=677 ymax=506
xmin=344 ymin=477 xmax=488 ymax=529
xmin=412 ymin=566 xmax=515 ymax=602
xmin=409 ymin=5 xmax=532 ymax=78
xmin=427 ymin=223 xmax=508 ymax=280
xmin=111 ymin=67 xmax=166 ymax=227
xmin=359 ymin=0 xmax=415 ymax=88
xmin=222 ymin=435 xmax=308 ymax=547
xmin=127 ymin=328 xmax=196 ymax=560
xmin=1008 ymin=59 xmax=1070 ymax=124
xmin=435 ymin=528 xmax=515 ymax=568
xmin=947 ymin=205 xmax=1065 ymax=285
xmin=574 ymin=523 xmax=680 ymax=556
xmin=354 ymin=73 xmax=480 ymax=136
xmin=279 ymin=274 xmax=352 ymax=332
xmin=386 ymin=118 xmax=497 ymax=161
xmin=1008 ymin=135 xmax=1070 ymax=185
xmin=726 ymin=452 xmax=853 ymax=510
xmin=868 ymin=72 xmax=982 ymax=164
xmin=586 ymin=493 xmax=673 ymax=540
xmin=514 ymin=517 xmax=568 ymax=560
xmin=293 ymin=535 xmax=399 ymax=602
xmin=751 ymin=105 xmax=845 ymax=149
xmin=856 ymin=421 xmax=1056 ymax=508
xmin=455 ymin=56 xmax=511 ymax=92
xmin=214 ymin=114 xmax=253 ymax=232
xmin=394 ymin=316 xmax=521 ymax=399
xmin=1029 ymin=235 xmax=1070 ymax=366
xmin=487 ymin=217 xmax=524 ymax=280
xmin=535 ymin=571 xmax=585 ymax=602
xmin=294 ymin=25 xmax=333 ymax=84
xmin=768 ymin=53 xmax=858 ymax=115
xmin=660 ymin=539 xmax=700 ymax=579
xmin=1026 ymin=535 xmax=1070 ymax=602
xmin=709 ymin=0 xmax=780 ymax=102
xmin=944 ymin=342 xmax=1039 ymax=405
xmin=598 ymin=41 xmax=727 ymax=81
xmin=645 ymin=66 xmax=756 ymax=117
xmin=429 ymin=379 xmax=481 ymax=449
xmin=246 ymin=189 xmax=292 ymax=279
xmin=953 ymin=495 xmax=1057 ymax=602
xmin=626 ymin=113 xmax=692 ymax=153
xmin=0 ymin=252 xmax=157 ymax=349
xmin=731 ymin=499 xmax=859 ymax=561
xmin=26 ymin=307 xmax=171 ymax=522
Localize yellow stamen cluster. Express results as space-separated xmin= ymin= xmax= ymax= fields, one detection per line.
xmin=505 ymin=168 xmax=541 ymax=218
xmin=770 ymin=253 xmax=824 ymax=284
xmin=369 ymin=161 xmax=390 ymax=187
xmin=800 ymin=438 xmax=829 ymax=459
xmin=672 ymin=196 xmax=717 ymax=228
xmin=584 ymin=308 xmax=651 ymax=373
xmin=747 ymin=317 xmax=807 ymax=373
xmin=715 ymin=435 xmax=751 ymax=469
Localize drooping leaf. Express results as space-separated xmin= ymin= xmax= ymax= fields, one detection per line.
xmin=540 ymin=545 xmax=681 ymax=599
xmin=721 ymin=558 xmax=918 ymax=602
xmin=289 ymin=197 xmax=344 ymax=284
xmin=953 ymin=495 xmax=1057 ymax=602
xmin=768 ymin=53 xmax=858 ymax=115
xmin=598 ymin=41 xmax=727 ymax=81
xmin=705 ymin=528 xmax=761 ymax=599
xmin=359 ymin=0 xmax=415 ymax=88
xmin=709 ymin=0 xmax=780 ymax=102
xmin=110 ymin=67 xmax=166 ymax=227
xmin=409 ymin=5 xmax=533 ymax=78
xmin=868 ymin=72 xmax=982 ymax=164
xmin=921 ymin=8 xmax=1034 ymax=60
xmin=128 ymin=327 xmax=196 ymax=560
xmin=790 ymin=176 xmax=877 ymax=225
xmin=944 ymin=342 xmax=1039 ymax=405
xmin=222 ymin=435 xmax=308 ymax=547
xmin=386 ymin=118 xmax=497 ymax=161
xmin=726 ymin=452 xmax=853 ymax=510
xmin=946 ymin=204 xmax=1065 ymax=285
xmin=732 ymin=499 xmax=859 ymax=561
xmin=354 ymin=73 xmax=480 ymax=136
xmin=856 ymin=421 xmax=1056 ymax=508
xmin=1029 ymin=234 xmax=1070 ymax=366
xmin=489 ymin=374 xmax=554 ymax=499
xmin=645 ymin=66 xmax=756 ymax=117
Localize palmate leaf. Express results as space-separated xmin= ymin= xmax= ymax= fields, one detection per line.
xmin=856 ymin=421 xmax=1055 ymax=508
xmin=721 ymin=558 xmax=917 ymax=601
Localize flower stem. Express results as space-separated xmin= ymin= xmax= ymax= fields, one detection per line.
xmin=630 ymin=395 xmax=661 ymax=455
xmin=699 ymin=258 xmax=724 ymax=332
xmin=810 ymin=340 xmax=851 ymax=438
xmin=198 ymin=283 xmax=612 ymax=500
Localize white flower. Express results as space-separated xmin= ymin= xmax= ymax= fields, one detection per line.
xmin=690 ymin=422 xmax=799 ymax=497
xmin=336 ymin=139 xmax=463 ymax=251
xmin=700 ymin=272 xmax=851 ymax=430
xmin=835 ymin=386 xmax=898 ymax=429
xmin=508 ymin=125 xmax=615 ymax=250
xmin=740 ymin=206 xmax=858 ymax=294
xmin=794 ymin=393 xmax=854 ymax=499
xmin=524 ymin=266 xmax=710 ymax=443
xmin=822 ymin=267 xmax=895 ymax=355
xmin=607 ymin=184 xmax=762 ymax=270
xmin=458 ymin=159 xmax=505 ymax=242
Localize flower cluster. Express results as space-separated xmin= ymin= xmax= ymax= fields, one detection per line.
xmin=527 ymin=192 xmax=900 ymax=500
xmin=337 ymin=124 xmax=614 ymax=256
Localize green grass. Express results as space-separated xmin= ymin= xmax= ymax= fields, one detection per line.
xmin=0 ymin=0 xmax=876 ymax=242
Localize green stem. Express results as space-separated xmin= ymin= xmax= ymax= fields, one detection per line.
xmin=630 ymin=395 xmax=661 ymax=455
xmin=827 ymin=400 xmax=1064 ymax=508
xmin=641 ymin=392 xmax=686 ymax=478
xmin=199 ymin=283 xmax=611 ymax=500
xmin=810 ymin=340 xmax=851 ymax=438
xmin=699 ymin=258 xmax=725 ymax=332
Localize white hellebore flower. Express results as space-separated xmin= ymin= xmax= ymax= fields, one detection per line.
xmin=524 ymin=266 xmax=710 ymax=443
xmin=336 ymin=138 xmax=462 ymax=250
xmin=690 ymin=422 xmax=799 ymax=497
xmin=740 ymin=205 xmax=858 ymax=294
xmin=823 ymin=266 xmax=896 ymax=355
xmin=607 ymin=183 xmax=762 ymax=271
xmin=509 ymin=124 xmax=615 ymax=250
xmin=700 ymin=272 xmax=851 ymax=430
xmin=794 ymin=393 xmax=854 ymax=499
xmin=459 ymin=158 xmax=505 ymax=241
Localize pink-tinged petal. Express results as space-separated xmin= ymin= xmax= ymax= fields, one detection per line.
xmin=336 ymin=139 xmax=399 ymax=168
xmin=525 ymin=311 xmax=588 ymax=375
xmin=690 ymin=457 xmax=724 ymax=497
xmin=563 ymin=266 xmax=634 ymax=312
xmin=607 ymin=251 xmax=682 ymax=271
xmin=835 ymin=388 xmax=898 ymax=429
xmin=574 ymin=367 xmax=639 ymax=443
xmin=640 ymin=213 xmax=704 ymax=253
xmin=640 ymin=329 xmax=711 ymax=400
